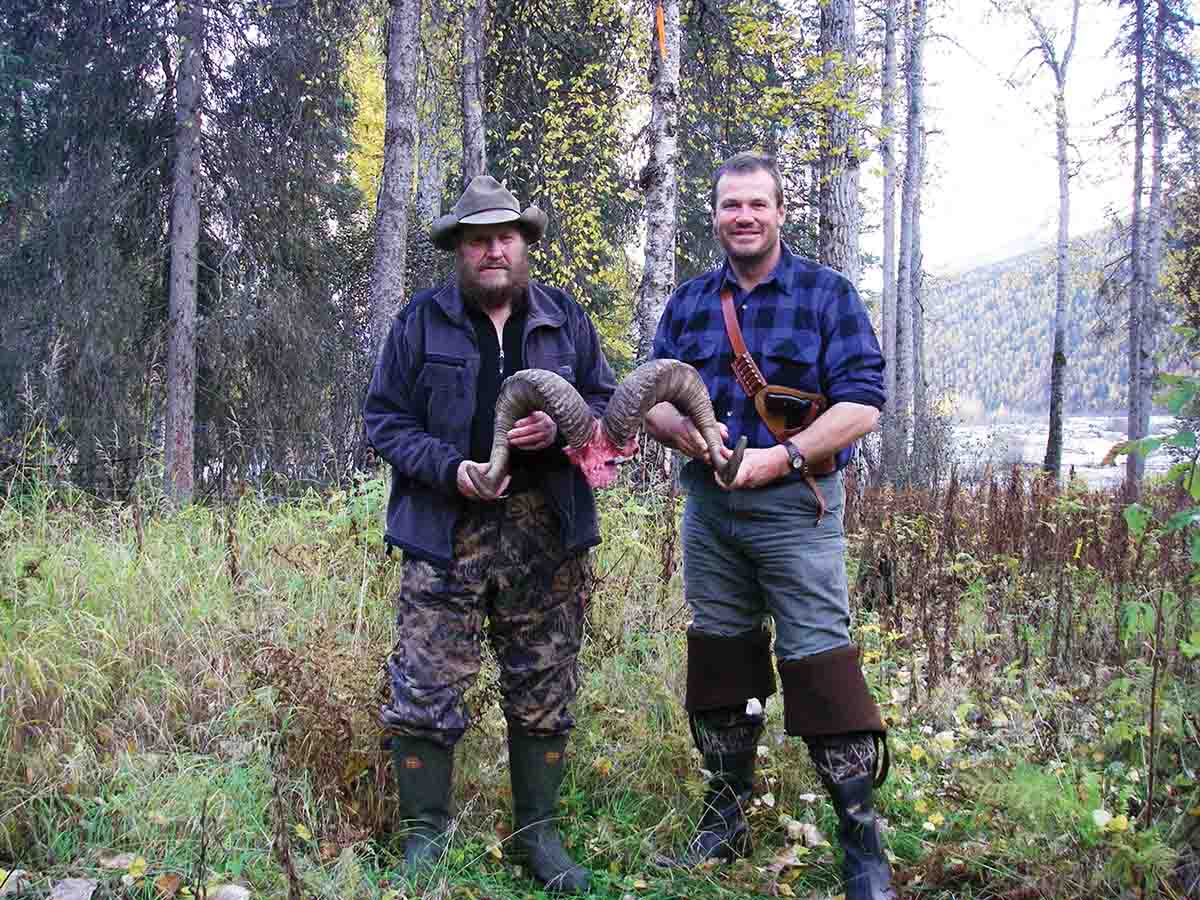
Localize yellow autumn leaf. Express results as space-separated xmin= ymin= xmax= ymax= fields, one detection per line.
xmin=128 ymin=856 xmax=148 ymax=879
xmin=910 ymin=745 xmax=927 ymax=762
xmin=914 ymin=799 xmax=928 ymax=813
xmin=487 ymin=842 xmax=503 ymax=860
xmin=1107 ymin=815 xmax=1130 ymax=833
xmin=294 ymin=824 xmax=312 ymax=842
xmin=592 ymin=757 xmax=613 ymax=777
xmin=632 ymin=879 xmax=648 ymax=889
xmin=928 ymin=813 xmax=945 ymax=826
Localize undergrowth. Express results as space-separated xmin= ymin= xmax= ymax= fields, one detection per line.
xmin=1 ymin=456 xmax=1198 ymax=898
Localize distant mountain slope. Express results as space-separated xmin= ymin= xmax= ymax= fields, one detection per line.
xmin=923 ymin=228 xmax=1129 ymax=415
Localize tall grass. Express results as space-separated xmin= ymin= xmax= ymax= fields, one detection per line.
xmin=1 ymin=459 xmax=1197 ymax=898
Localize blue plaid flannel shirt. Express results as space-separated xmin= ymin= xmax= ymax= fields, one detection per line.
xmin=652 ymin=244 xmax=886 ymax=475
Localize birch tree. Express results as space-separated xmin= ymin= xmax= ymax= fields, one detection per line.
xmin=635 ymin=0 xmax=681 ymax=360
xmin=461 ymin=0 xmax=487 ymax=183
xmin=817 ymin=0 xmax=861 ymax=284
xmin=368 ymin=0 xmax=423 ymax=363
xmin=888 ymin=0 xmax=925 ymax=482
xmin=998 ymin=0 xmax=1080 ymax=479
xmin=879 ymin=0 xmax=899 ymax=418
xmin=164 ymin=0 xmax=204 ymax=505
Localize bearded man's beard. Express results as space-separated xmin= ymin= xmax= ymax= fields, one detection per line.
xmin=457 ymin=253 xmax=531 ymax=311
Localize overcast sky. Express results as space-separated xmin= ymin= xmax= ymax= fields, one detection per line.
xmin=911 ymin=0 xmax=1131 ymax=276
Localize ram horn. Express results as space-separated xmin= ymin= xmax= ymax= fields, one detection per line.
xmin=601 ymin=359 xmax=745 ymax=486
xmin=466 ymin=369 xmax=595 ymax=500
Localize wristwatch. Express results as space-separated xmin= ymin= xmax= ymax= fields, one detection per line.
xmin=783 ymin=442 xmax=807 ymax=475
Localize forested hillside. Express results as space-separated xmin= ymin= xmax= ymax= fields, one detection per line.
xmin=923 ymin=229 xmax=1130 ymax=416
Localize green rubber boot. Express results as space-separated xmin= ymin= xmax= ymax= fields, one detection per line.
xmin=391 ymin=736 xmax=453 ymax=874
xmin=507 ymin=728 xmax=591 ymax=894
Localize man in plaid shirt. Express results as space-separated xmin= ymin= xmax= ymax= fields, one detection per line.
xmin=646 ymin=152 xmax=896 ymax=900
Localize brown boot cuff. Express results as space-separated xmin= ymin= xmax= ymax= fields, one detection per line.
xmin=685 ymin=626 xmax=777 ymax=712
xmin=778 ymin=645 xmax=885 ymax=737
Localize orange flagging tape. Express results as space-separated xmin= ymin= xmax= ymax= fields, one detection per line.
xmin=656 ymin=1 xmax=667 ymax=60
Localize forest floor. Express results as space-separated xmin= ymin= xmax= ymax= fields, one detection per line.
xmin=1 ymin=467 xmax=1198 ymax=899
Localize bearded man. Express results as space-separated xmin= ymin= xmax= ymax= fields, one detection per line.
xmin=363 ymin=175 xmax=617 ymax=894
xmin=645 ymin=152 xmax=895 ymax=899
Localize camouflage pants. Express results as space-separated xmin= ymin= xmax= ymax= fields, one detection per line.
xmin=381 ymin=489 xmax=591 ymax=748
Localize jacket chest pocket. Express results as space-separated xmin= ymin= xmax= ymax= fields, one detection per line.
xmin=419 ymin=355 xmax=472 ymax=435
xmin=542 ymin=351 xmax=577 ymax=384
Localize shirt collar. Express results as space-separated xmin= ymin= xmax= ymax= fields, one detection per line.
xmin=718 ymin=242 xmax=797 ymax=296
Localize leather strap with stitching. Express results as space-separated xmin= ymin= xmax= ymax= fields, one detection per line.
xmin=720 ymin=286 xmax=829 ymax=522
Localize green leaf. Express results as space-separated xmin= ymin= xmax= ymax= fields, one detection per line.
xmin=1181 ymin=632 xmax=1200 ymax=659
xmin=1123 ymin=503 xmax=1152 ymax=537
xmin=1167 ymin=431 xmax=1198 ymax=449
xmin=1165 ymin=509 xmax=1200 ymax=532
xmin=1166 ymin=381 xmax=1199 ymax=414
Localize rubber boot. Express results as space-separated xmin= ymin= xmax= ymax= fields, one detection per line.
xmin=655 ymin=748 xmax=756 ymax=867
xmin=824 ymin=772 xmax=898 ymax=900
xmin=391 ymin=735 xmax=454 ymax=874
xmin=507 ymin=728 xmax=591 ymax=894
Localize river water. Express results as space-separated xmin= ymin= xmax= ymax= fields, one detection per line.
xmin=953 ymin=415 xmax=1177 ymax=489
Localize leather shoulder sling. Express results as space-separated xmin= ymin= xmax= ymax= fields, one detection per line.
xmin=720 ymin=286 xmax=836 ymax=520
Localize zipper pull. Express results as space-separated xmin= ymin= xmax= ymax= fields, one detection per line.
xmin=498 ymin=348 xmax=505 ymax=376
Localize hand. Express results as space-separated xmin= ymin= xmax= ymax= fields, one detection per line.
xmin=457 ymin=460 xmax=510 ymax=500
xmin=671 ymin=416 xmax=730 ymax=464
xmin=717 ymin=446 xmax=789 ymax=491
xmin=508 ymin=411 xmax=558 ymax=450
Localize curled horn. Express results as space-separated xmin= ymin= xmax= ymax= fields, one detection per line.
xmin=467 ymin=369 xmax=595 ymax=500
xmin=602 ymin=359 xmax=745 ymax=485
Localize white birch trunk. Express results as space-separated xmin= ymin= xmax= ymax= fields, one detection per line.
xmin=369 ymin=0 xmax=423 ymax=362
xmin=880 ymin=0 xmax=899 ymax=430
xmin=892 ymin=0 xmax=925 ymax=483
xmin=461 ymin=0 xmax=487 ymax=185
xmin=164 ymin=0 xmax=204 ymax=505
xmin=817 ymin=0 xmax=860 ymax=285
xmin=635 ymin=0 xmax=681 ymax=361
xmin=1037 ymin=0 xmax=1080 ymax=480
xmin=912 ymin=129 xmax=927 ymax=470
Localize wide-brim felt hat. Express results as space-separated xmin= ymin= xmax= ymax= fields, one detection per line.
xmin=431 ymin=175 xmax=548 ymax=251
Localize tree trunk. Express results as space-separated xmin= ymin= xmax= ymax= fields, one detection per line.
xmin=1042 ymin=0 xmax=1079 ymax=480
xmin=817 ymin=0 xmax=860 ymax=285
xmin=368 ymin=0 xmax=423 ymax=363
xmin=879 ymin=0 xmax=899 ymax=477
xmin=1136 ymin=0 xmax=1167 ymax=482
xmin=892 ymin=0 xmax=925 ymax=484
xmin=1126 ymin=0 xmax=1147 ymax=487
xmin=635 ymin=0 xmax=681 ymax=361
xmin=912 ymin=129 xmax=927 ymax=485
xmin=416 ymin=0 xmax=446 ymax=228
xmin=410 ymin=0 xmax=447 ymax=294
xmin=164 ymin=0 xmax=204 ymax=505
xmin=461 ymin=0 xmax=487 ymax=185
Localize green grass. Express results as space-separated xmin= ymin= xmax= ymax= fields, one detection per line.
xmin=1 ymin=471 xmax=1197 ymax=898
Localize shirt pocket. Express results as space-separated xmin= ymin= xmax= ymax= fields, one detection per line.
xmin=675 ymin=333 xmax=722 ymax=371
xmin=761 ymin=335 xmax=821 ymax=393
